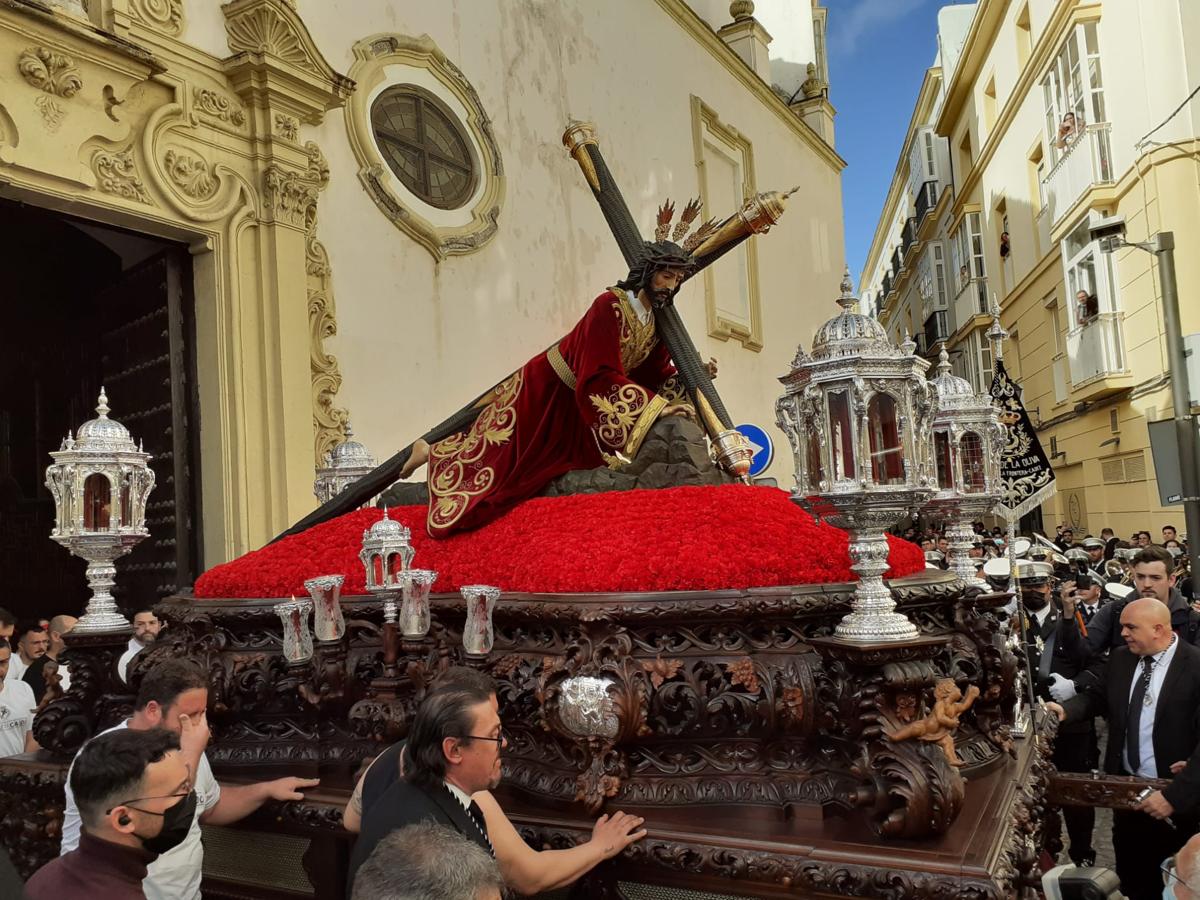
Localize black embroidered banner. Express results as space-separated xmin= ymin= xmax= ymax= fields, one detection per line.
xmin=989 ymin=358 xmax=1056 ymax=521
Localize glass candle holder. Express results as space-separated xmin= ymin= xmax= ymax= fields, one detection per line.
xmin=305 ymin=574 xmax=346 ymax=642
xmin=399 ymin=569 xmax=438 ymax=638
xmin=273 ymin=597 xmax=314 ymax=664
xmin=461 ymin=585 xmax=500 ymax=656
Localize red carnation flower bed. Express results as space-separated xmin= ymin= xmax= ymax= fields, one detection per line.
xmin=194 ymin=484 xmax=924 ymax=599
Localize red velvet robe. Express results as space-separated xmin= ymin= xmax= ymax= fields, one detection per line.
xmin=426 ymin=289 xmax=685 ymax=537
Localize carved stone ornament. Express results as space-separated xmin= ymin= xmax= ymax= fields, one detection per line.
xmin=129 ymin=0 xmax=184 ymax=36
xmin=92 ymin=148 xmax=153 ymax=204
xmin=225 ymin=0 xmax=339 ymax=80
xmin=345 ymin=33 xmax=504 ymax=260
xmin=192 ymin=87 xmax=247 ymax=127
xmin=18 ymin=46 xmax=83 ymax=98
xmin=163 ymin=148 xmax=218 ymax=200
xmin=275 ymin=112 xmax=299 ymax=141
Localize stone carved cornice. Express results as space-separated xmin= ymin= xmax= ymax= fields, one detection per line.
xmin=222 ymin=0 xmax=354 ymax=121
xmin=192 ymin=86 xmax=246 ymax=128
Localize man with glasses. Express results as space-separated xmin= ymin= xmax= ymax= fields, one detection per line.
xmin=59 ymin=659 xmax=318 ymax=900
xmin=348 ymin=670 xmax=647 ymax=895
xmin=25 ymin=728 xmax=191 ymax=898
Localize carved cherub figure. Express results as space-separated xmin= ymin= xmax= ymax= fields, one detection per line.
xmin=884 ymin=678 xmax=981 ymax=767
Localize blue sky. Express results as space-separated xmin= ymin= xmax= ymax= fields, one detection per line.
xmin=828 ymin=0 xmax=971 ymax=286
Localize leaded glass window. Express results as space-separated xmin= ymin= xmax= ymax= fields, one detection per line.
xmin=371 ymin=86 xmax=477 ymax=210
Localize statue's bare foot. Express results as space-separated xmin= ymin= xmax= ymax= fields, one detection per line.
xmin=400 ymin=439 xmax=430 ymax=479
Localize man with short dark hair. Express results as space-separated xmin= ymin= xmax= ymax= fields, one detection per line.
xmin=6 ymin=620 xmax=47 ymax=684
xmin=1137 ymin=530 xmax=1153 ymax=548
xmin=60 ymin=659 xmax=318 ymax=900
xmin=0 ymin=607 xmax=14 ymax=641
xmin=1055 ymin=527 xmax=1074 ymax=551
xmin=24 ymin=614 xmax=76 ymax=701
xmin=0 ymin=638 xmax=37 ymax=757
xmin=25 ymin=729 xmax=190 ymax=899
xmin=1101 ymin=527 xmax=1115 ymax=541
xmin=1165 ymin=525 xmax=1179 ymax=543
xmin=351 ymin=823 xmax=504 ymax=900
xmin=1059 ymin=545 xmax=1194 ymax=663
xmin=119 ymin=607 xmax=162 ymax=683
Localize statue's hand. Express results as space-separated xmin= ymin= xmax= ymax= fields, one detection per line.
xmin=705 ymin=357 xmax=718 ymax=380
xmin=662 ymin=403 xmax=695 ymax=421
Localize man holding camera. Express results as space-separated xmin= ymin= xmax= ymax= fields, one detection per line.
xmin=1058 ymin=546 xmax=1196 ymax=665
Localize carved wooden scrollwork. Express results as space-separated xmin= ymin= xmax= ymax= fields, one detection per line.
xmin=0 ymin=767 xmax=66 ymax=880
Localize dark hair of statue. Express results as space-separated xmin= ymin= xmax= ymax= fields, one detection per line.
xmin=404 ymin=677 xmax=496 ymax=789
xmin=134 ymin=658 xmax=208 ymax=712
xmin=71 ymin=727 xmax=181 ymax=829
xmin=616 ymin=241 xmax=697 ymax=308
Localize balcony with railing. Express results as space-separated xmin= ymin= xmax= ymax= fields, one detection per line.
xmin=915 ymin=181 xmax=938 ymax=225
xmin=951 ymin=277 xmax=989 ymax=335
xmin=1041 ymin=123 xmax=1114 ymax=227
xmin=901 ymin=217 xmax=917 ymax=255
xmin=890 ymin=247 xmax=902 ymax=279
xmin=1066 ymin=311 xmax=1130 ymax=399
xmin=881 ymin=271 xmax=892 ymax=298
xmin=923 ymin=310 xmax=949 ymax=355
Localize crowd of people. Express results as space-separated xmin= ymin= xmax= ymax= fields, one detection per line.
xmin=11 ymin=655 xmax=644 ymax=900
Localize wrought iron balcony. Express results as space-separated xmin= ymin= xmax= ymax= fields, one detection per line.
xmin=1067 ymin=312 xmax=1127 ymax=388
xmin=923 ymin=310 xmax=949 ymax=355
xmin=901 ymin=217 xmax=917 ymax=255
xmin=881 ymin=272 xmax=892 ymax=298
xmin=915 ymin=181 xmax=938 ymax=225
xmin=891 ymin=247 xmax=902 ymax=278
xmin=1041 ymin=123 xmax=1114 ymax=227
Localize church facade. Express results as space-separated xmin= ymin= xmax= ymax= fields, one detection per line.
xmin=0 ymin=0 xmax=844 ymax=609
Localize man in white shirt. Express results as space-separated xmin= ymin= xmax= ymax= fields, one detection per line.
xmin=0 ymin=638 xmax=38 ymax=757
xmin=6 ymin=621 xmax=47 ymax=684
xmin=1049 ymin=598 xmax=1200 ymax=900
xmin=60 ymin=658 xmax=319 ymax=900
xmin=118 ymin=606 xmax=162 ymax=683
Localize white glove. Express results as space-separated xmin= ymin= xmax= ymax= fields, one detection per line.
xmin=1047 ymin=673 xmax=1077 ymax=702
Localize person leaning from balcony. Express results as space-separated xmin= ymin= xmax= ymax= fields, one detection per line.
xmin=1047 ymin=598 xmax=1200 ymax=900
xmin=25 ymin=729 xmax=190 ymax=900
xmin=1059 ymin=546 xmax=1199 ymax=667
xmin=1076 ymin=289 xmax=1099 ymax=326
xmin=60 ymin=659 xmax=319 ymax=900
xmin=1000 ymin=231 xmax=1011 ymax=259
xmin=1056 ymin=111 xmax=1079 ymax=149
xmin=351 ymin=823 xmax=504 ymax=900
xmin=346 ymin=667 xmax=647 ymax=896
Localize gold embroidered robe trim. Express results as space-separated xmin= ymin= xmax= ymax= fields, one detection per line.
xmin=427 ymin=371 xmax=523 ymax=532
xmin=589 ymin=383 xmax=667 ymax=464
xmin=609 ymin=287 xmax=658 ymax=373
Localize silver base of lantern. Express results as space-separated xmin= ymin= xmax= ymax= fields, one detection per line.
xmin=60 ymin=536 xmax=146 ymax=633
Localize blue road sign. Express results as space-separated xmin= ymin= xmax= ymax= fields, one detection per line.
xmin=735 ymin=423 xmax=774 ymax=477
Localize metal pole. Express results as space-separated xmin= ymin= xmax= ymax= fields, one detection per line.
xmin=1154 ymin=232 xmax=1200 ymax=584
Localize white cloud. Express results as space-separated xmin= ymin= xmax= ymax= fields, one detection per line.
xmin=829 ymin=0 xmax=929 ymax=56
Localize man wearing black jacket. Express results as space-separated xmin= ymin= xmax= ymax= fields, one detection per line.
xmin=1058 ymin=546 xmax=1195 ymax=664
xmin=1048 ymin=598 xmax=1200 ymax=900
xmin=347 ymin=679 xmax=502 ymax=892
xmin=1015 ymin=561 xmax=1105 ymax=866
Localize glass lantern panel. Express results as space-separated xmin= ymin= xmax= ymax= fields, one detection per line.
xmin=372 ymin=554 xmax=385 ymax=587
xmin=120 ymin=479 xmax=132 ymax=527
xmin=805 ymin=426 xmax=824 ymax=490
xmin=388 ymin=553 xmax=406 ymax=579
xmin=934 ymin=431 xmax=954 ymax=489
xmin=867 ymin=394 xmax=905 ymax=485
xmin=961 ymin=431 xmax=987 ymax=492
xmin=827 ymin=391 xmax=856 ymax=480
xmin=83 ymin=473 xmax=112 ymax=530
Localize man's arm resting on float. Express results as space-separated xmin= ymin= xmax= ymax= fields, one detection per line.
xmin=474 ymin=791 xmax=646 ymax=895
xmin=201 ymin=777 xmax=320 ymax=826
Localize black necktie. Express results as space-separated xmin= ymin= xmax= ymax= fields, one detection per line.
xmin=1126 ymin=656 xmax=1155 ymax=772
xmin=467 ymin=799 xmax=495 ymax=857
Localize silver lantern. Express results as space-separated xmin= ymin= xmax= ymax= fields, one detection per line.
xmin=305 ymin=574 xmax=346 ymax=642
xmin=314 ymin=422 xmax=377 ymax=505
xmin=461 ymin=585 xmax=501 ymax=656
xmin=44 ymin=389 xmax=155 ymax=632
xmin=359 ymin=508 xmax=415 ymax=624
xmin=274 ymin=596 xmax=315 ymax=664
xmin=922 ymin=345 xmax=1004 ymax=582
xmin=776 ymin=269 xmax=938 ymax=641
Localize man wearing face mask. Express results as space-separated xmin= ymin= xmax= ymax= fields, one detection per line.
xmin=59 ymin=659 xmax=319 ymax=900
xmin=25 ymin=728 xmax=191 ymax=898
